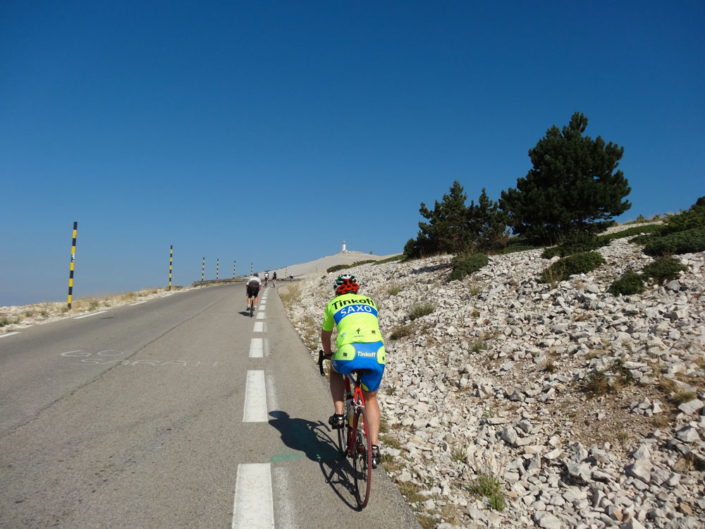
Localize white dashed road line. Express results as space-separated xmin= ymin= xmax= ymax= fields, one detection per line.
xmin=249 ymin=338 xmax=263 ymax=358
xmin=74 ymin=311 xmax=107 ymax=320
xmin=232 ymin=463 xmax=275 ymax=529
xmin=253 ymin=321 xmax=265 ymax=333
xmin=256 ymin=311 xmax=265 ymax=320
xmin=0 ymin=332 xmax=20 ymax=339
xmin=243 ymin=370 xmax=268 ymax=422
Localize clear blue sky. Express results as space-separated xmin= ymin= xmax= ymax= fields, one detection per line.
xmin=1 ymin=1 xmax=703 ymax=306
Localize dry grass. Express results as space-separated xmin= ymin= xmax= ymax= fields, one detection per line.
xmin=279 ymin=284 xmax=301 ymax=308
xmin=397 ymin=481 xmax=425 ymax=503
xmin=0 ymin=286 xmax=184 ymax=333
xmin=380 ymin=433 xmax=403 ymax=450
xmin=390 ymin=324 xmax=413 ymax=340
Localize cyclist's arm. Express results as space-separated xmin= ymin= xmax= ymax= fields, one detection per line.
xmin=321 ymin=330 xmax=333 ymax=356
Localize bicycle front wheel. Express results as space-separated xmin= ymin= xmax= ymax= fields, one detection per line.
xmin=351 ymin=407 xmax=372 ymax=508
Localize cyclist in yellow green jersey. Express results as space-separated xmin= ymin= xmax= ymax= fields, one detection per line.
xmin=321 ymin=273 xmax=386 ymax=468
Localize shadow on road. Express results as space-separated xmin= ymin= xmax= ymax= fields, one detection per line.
xmin=268 ymin=410 xmax=360 ymax=510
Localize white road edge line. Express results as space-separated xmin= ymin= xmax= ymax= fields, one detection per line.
xmin=0 ymin=332 xmax=20 ymax=339
xmin=253 ymin=322 xmax=265 ymax=333
xmin=249 ymin=338 xmax=263 ymax=358
xmin=256 ymin=311 xmax=265 ymax=320
xmin=243 ymin=370 xmax=268 ymax=422
xmin=232 ymin=463 xmax=274 ymax=529
xmin=74 ymin=311 xmax=107 ymax=320
xmin=130 ymin=301 xmax=147 ymax=306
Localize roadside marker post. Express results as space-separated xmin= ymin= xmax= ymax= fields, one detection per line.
xmin=169 ymin=245 xmax=173 ymax=291
xmin=67 ymin=221 xmax=77 ymax=309
xmin=233 ymin=260 xmax=236 ymax=279
xmin=250 ymin=262 xmax=253 ymax=275
xmin=202 ymin=257 xmax=205 ymax=282
xmin=216 ymin=259 xmax=219 ymax=280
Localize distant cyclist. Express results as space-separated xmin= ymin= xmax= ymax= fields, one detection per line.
xmin=272 ymin=271 xmax=277 ymax=287
xmin=264 ymin=272 xmax=269 ymax=288
xmin=289 ymin=273 xmax=293 ymax=281
xmin=246 ymin=273 xmax=261 ymax=312
xmin=321 ymin=274 xmax=385 ymax=468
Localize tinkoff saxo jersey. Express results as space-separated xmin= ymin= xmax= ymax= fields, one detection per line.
xmin=322 ymin=293 xmax=384 ymax=348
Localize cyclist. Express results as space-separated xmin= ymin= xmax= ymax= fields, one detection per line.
xmin=246 ymin=273 xmax=261 ymax=312
xmin=321 ymin=274 xmax=385 ymax=468
xmin=272 ymin=271 xmax=277 ymax=287
xmin=289 ymin=273 xmax=294 ymax=281
xmin=264 ymin=271 xmax=269 ymax=288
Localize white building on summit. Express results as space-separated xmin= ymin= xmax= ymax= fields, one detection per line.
xmin=342 ymin=239 xmax=348 ymax=253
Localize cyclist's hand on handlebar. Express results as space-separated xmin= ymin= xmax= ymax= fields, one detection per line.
xmin=318 ymin=350 xmax=333 ymax=376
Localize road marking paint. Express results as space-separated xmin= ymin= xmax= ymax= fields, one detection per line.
xmin=272 ymin=466 xmax=296 ymax=528
xmin=256 ymin=311 xmax=265 ymax=320
xmin=249 ymin=338 xmax=263 ymax=358
xmin=253 ymin=321 xmax=265 ymax=333
xmin=232 ymin=463 xmax=274 ymax=529
xmin=74 ymin=311 xmax=107 ymax=320
xmin=243 ymin=370 xmax=268 ymax=422
xmin=0 ymin=332 xmax=20 ymax=339
xmin=264 ymin=337 xmax=270 ymax=357
xmin=130 ymin=301 xmax=147 ymax=306
xmin=266 ymin=370 xmax=278 ymax=410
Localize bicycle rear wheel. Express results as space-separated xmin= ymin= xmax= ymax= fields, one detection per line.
xmin=351 ymin=407 xmax=372 ymax=508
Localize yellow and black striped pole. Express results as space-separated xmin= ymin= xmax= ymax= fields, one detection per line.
xmin=168 ymin=245 xmax=173 ymax=290
xmin=233 ymin=260 xmax=236 ymax=279
xmin=250 ymin=262 xmax=253 ymax=275
xmin=67 ymin=221 xmax=77 ymax=309
xmin=216 ymin=259 xmax=219 ymax=280
xmin=201 ymin=257 xmax=205 ymax=282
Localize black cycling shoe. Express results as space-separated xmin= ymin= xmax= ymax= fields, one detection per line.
xmin=328 ymin=414 xmax=345 ymax=430
xmin=371 ymin=445 xmax=380 ymax=469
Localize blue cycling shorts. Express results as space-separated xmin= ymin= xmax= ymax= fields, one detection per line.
xmin=331 ymin=341 xmax=386 ymax=393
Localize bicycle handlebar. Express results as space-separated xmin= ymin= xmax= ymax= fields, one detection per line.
xmin=318 ymin=350 xmax=330 ymax=376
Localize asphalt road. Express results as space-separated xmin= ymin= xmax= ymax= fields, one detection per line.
xmin=0 ymin=284 xmax=419 ymax=528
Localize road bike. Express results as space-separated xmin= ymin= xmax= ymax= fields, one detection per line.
xmin=318 ymin=350 xmax=373 ymax=509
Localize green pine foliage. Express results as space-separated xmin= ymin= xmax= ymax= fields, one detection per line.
xmin=630 ymin=198 xmax=705 ymax=252
xmin=404 ymin=181 xmax=473 ymax=259
xmin=404 ymin=182 xmax=508 ymax=259
xmin=539 ymin=252 xmax=606 ymax=284
xmin=449 ymin=253 xmax=489 ymax=282
xmin=326 ymin=260 xmax=375 ymax=273
xmin=467 ymin=189 xmax=509 ymax=252
xmin=597 ymin=224 xmax=662 ymax=243
xmin=643 ymin=227 xmax=705 ymax=256
xmin=642 ymin=257 xmax=688 ymax=283
xmin=500 ymin=112 xmax=631 ymax=245
xmin=372 ymin=254 xmax=404 ymax=265
xmin=541 ymin=233 xmax=609 ymax=259
xmin=608 ymin=272 xmax=646 ymax=296
xmin=660 ymin=197 xmax=705 ymax=235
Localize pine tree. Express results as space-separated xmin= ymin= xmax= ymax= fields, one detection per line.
xmin=468 ymin=188 xmax=508 ymax=251
xmin=404 ymin=183 xmax=508 ymax=258
xmin=405 ymin=181 xmax=471 ymax=258
xmin=500 ymin=113 xmax=631 ymax=245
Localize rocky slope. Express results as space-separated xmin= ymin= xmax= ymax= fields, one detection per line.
xmin=281 ymin=227 xmax=705 ymax=529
